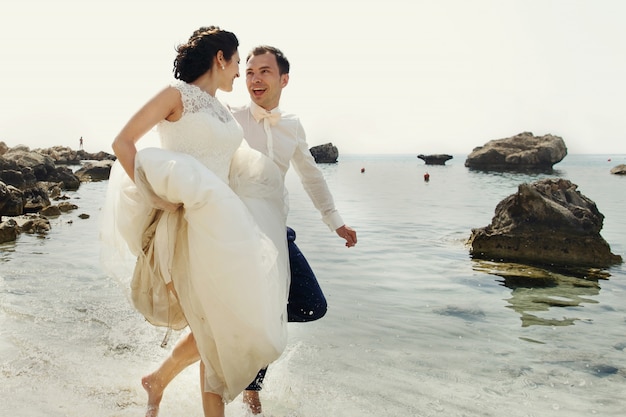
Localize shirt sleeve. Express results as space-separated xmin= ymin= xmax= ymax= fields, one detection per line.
xmin=290 ymin=119 xmax=345 ymax=232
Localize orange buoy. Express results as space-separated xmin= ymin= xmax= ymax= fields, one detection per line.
xmin=424 ymin=172 xmax=430 ymax=181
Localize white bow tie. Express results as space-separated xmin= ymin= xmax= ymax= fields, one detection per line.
xmin=252 ymin=107 xmax=281 ymax=126
xmin=251 ymin=107 xmax=281 ymax=159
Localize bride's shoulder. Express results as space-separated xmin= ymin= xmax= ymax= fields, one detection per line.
xmin=170 ymin=81 xmax=194 ymax=96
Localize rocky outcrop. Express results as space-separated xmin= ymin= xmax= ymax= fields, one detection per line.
xmin=465 ymin=132 xmax=567 ymax=171
xmin=310 ymin=143 xmax=338 ymax=163
xmin=0 ymin=142 xmax=102 ymax=222
xmin=610 ymin=164 xmax=626 ymax=175
xmin=467 ymin=178 xmax=622 ymax=268
xmin=35 ymin=146 xmax=82 ymax=165
xmin=1 ymin=145 xmax=80 ymax=190
xmin=417 ymin=154 xmax=453 ymax=165
xmin=35 ymin=146 xmax=116 ymax=164
xmin=0 ymin=142 xmax=111 ymax=242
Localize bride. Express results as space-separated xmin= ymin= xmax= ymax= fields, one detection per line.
xmin=100 ymin=26 xmax=289 ymax=417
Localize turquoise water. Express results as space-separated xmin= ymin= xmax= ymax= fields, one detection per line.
xmin=1 ymin=154 xmax=625 ymax=416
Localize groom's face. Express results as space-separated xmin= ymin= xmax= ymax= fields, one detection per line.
xmin=245 ymin=52 xmax=289 ymax=111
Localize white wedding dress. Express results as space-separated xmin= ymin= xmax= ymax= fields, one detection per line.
xmin=100 ymin=82 xmax=289 ymax=402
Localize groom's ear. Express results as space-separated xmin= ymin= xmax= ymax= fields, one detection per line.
xmin=280 ymin=73 xmax=289 ymax=88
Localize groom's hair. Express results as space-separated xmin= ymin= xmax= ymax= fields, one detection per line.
xmin=247 ymin=45 xmax=290 ymax=75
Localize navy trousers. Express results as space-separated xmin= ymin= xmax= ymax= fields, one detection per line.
xmin=285 ymin=227 xmax=328 ymax=322
xmin=246 ymin=227 xmax=327 ymax=390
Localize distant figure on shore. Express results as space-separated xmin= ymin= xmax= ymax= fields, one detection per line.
xmin=79 ymin=136 xmax=84 ymax=150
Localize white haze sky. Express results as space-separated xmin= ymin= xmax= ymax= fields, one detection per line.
xmin=1 ymin=0 xmax=625 ymax=155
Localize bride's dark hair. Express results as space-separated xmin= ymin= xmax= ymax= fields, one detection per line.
xmin=173 ymin=26 xmax=239 ymax=82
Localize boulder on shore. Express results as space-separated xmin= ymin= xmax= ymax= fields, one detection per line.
xmin=467 ymin=178 xmax=622 ymax=268
xmin=610 ymin=164 xmax=626 ymax=175
xmin=465 ymin=132 xmax=567 ymax=171
xmin=75 ymin=160 xmax=115 ymax=182
xmin=310 ymin=143 xmax=338 ymax=163
xmin=417 ymin=154 xmax=453 ymax=165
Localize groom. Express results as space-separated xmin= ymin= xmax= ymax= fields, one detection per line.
xmin=231 ymin=45 xmax=357 ymax=413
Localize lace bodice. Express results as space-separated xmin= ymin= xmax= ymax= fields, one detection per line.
xmin=157 ymin=82 xmax=243 ymax=182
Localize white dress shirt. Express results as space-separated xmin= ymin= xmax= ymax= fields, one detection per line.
xmin=231 ymin=102 xmax=344 ymax=232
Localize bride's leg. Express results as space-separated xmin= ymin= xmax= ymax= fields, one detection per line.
xmin=142 ymin=332 xmax=201 ymax=416
xmin=200 ymin=361 xmax=225 ymax=417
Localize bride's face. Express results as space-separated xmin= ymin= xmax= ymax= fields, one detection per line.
xmin=219 ymin=51 xmax=241 ymax=92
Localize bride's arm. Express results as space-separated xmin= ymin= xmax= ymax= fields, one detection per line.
xmin=112 ymin=86 xmax=182 ymax=181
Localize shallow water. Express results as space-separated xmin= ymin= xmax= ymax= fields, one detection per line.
xmin=1 ymin=154 xmax=625 ymax=416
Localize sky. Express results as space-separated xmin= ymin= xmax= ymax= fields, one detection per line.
xmin=1 ymin=0 xmax=625 ymax=156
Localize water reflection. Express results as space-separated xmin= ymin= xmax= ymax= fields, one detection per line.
xmin=472 ymin=260 xmax=610 ymax=327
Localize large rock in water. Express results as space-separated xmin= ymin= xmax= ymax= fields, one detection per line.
xmin=465 ymin=132 xmax=567 ymax=170
xmin=310 ymin=143 xmax=338 ymax=163
xmin=467 ymin=178 xmax=622 ymax=268
xmin=610 ymin=164 xmax=626 ymax=175
xmin=417 ymin=154 xmax=453 ymax=165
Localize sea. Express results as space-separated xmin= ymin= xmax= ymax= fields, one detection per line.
xmin=1 ymin=153 xmax=625 ymax=417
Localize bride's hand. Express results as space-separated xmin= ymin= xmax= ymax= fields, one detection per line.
xmin=150 ymin=195 xmax=182 ymax=212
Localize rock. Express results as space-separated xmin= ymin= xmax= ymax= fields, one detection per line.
xmin=0 ymin=182 xmax=25 ymax=216
xmin=610 ymin=164 xmax=626 ymax=175
xmin=74 ymin=160 xmax=114 ymax=181
xmin=58 ymin=201 xmax=78 ymax=212
xmin=46 ymin=166 xmax=80 ymax=190
xmin=22 ymin=186 xmax=51 ymax=213
xmin=465 ymin=132 xmax=567 ymax=171
xmin=36 ymin=146 xmax=81 ymax=165
xmin=2 ymin=146 xmax=57 ymax=182
xmin=1 ymin=214 xmax=51 ymax=237
xmin=40 ymin=205 xmax=61 ymax=217
xmin=0 ymin=218 xmax=19 ymax=243
xmin=310 ymin=143 xmax=338 ymax=163
xmin=0 ymin=168 xmax=27 ymax=188
xmin=49 ymin=185 xmax=62 ymax=199
xmin=417 ymin=154 xmax=453 ymax=165
xmin=0 ymin=141 xmax=9 ymax=156
xmin=20 ymin=217 xmax=51 ymax=234
xmin=467 ymin=178 xmax=622 ymax=268
xmin=78 ymin=150 xmax=116 ymax=161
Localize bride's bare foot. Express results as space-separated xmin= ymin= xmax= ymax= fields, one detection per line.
xmin=142 ymin=374 xmax=164 ymax=417
xmin=145 ymin=405 xmax=159 ymax=417
xmin=243 ymin=390 xmax=262 ymax=415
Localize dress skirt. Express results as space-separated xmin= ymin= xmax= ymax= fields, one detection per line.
xmin=100 ymin=146 xmax=289 ymax=402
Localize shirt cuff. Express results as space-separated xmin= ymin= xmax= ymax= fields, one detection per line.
xmin=322 ymin=211 xmax=345 ymax=232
